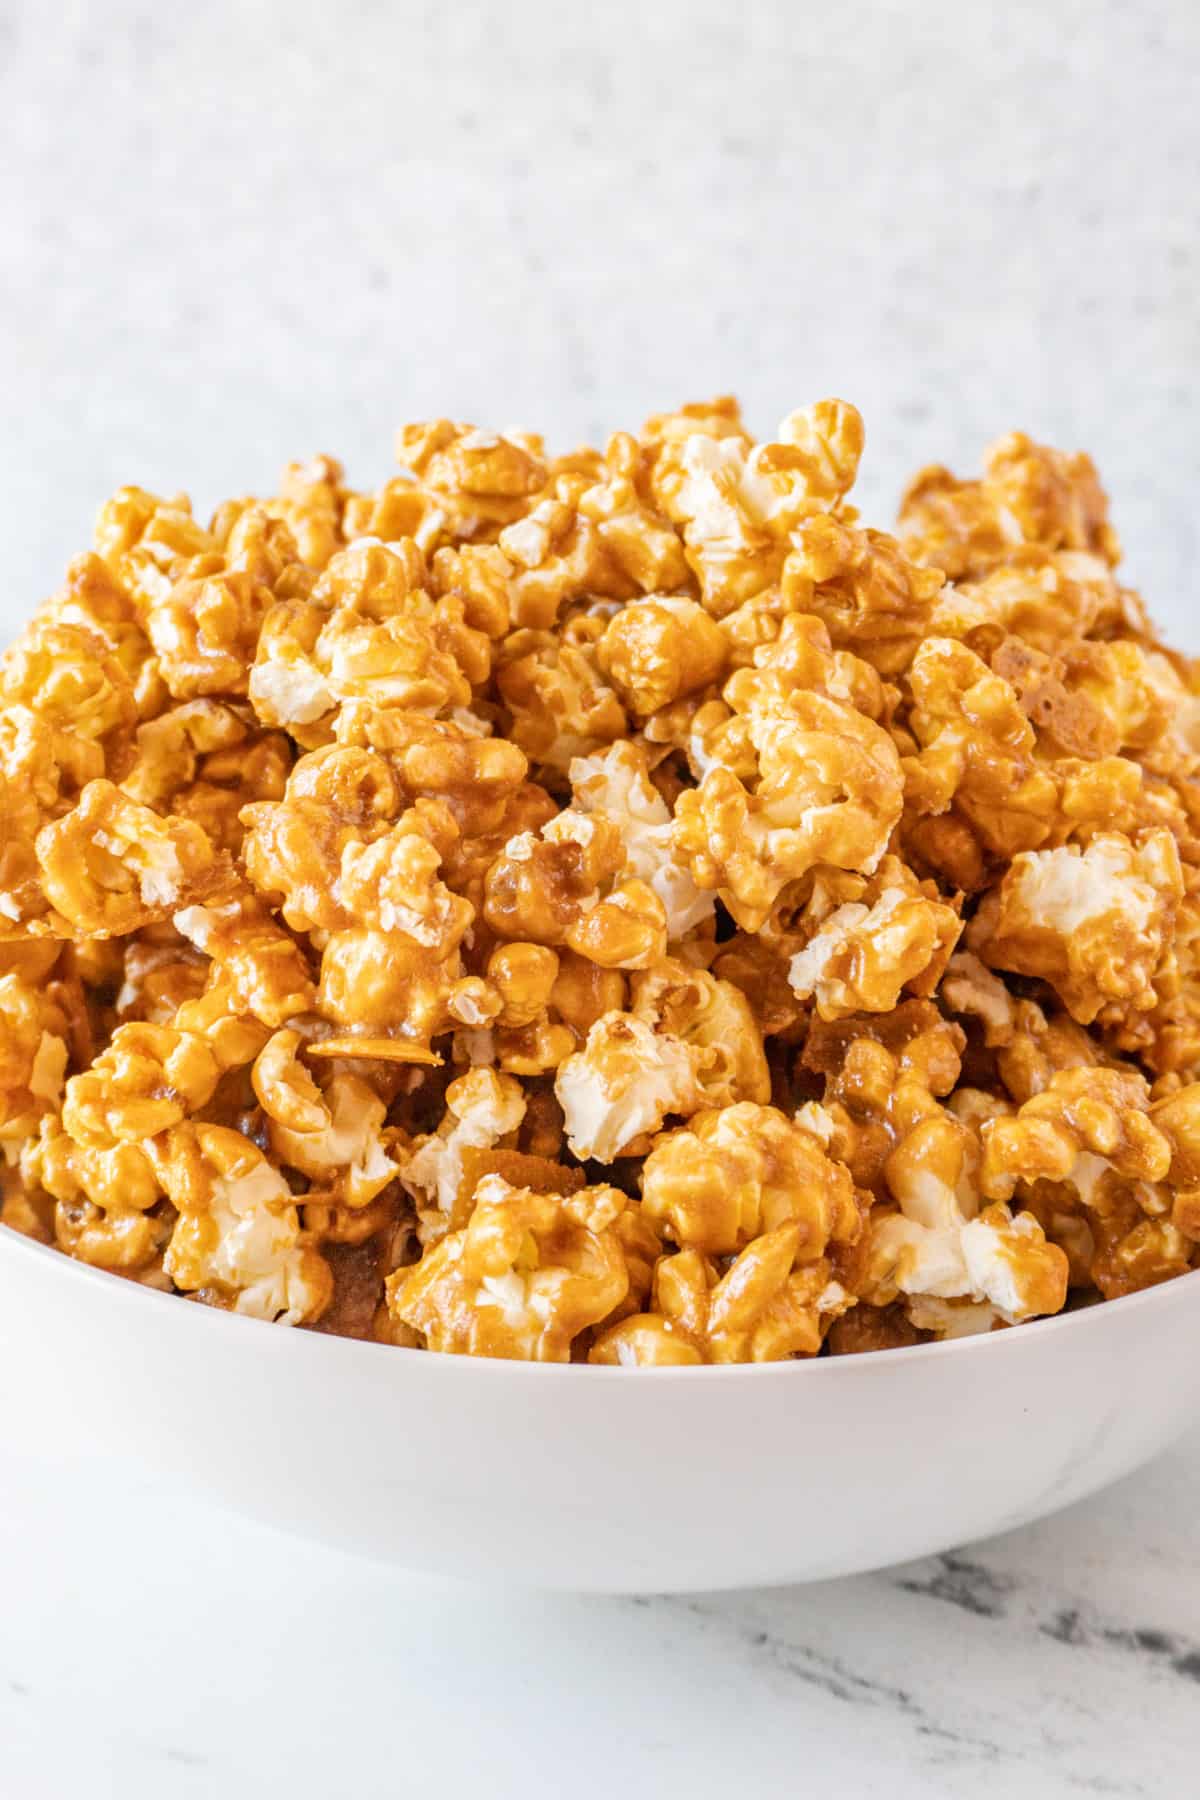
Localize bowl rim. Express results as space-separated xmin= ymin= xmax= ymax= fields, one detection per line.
xmin=4 ymin=1220 xmax=1199 ymax=1380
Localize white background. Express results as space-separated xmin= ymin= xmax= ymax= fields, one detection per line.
xmin=0 ymin=0 xmax=1196 ymax=643
xmin=2 ymin=5 xmax=1199 ymax=1796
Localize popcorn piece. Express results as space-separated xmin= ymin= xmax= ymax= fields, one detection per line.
xmin=780 ymin=513 xmax=944 ymax=675
xmin=496 ymin=493 xmax=636 ymax=630
xmin=570 ymin=742 xmax=715 ymax=939
xmin=315 ymin=919 xmax=472 ymax=1058
xmin=478 ymin=945 xmax=624 ymax=1077
xmin=240 ymin=743 xmax=406 ymax=934
xmin=401 ymin=1067 xmax=527 ymax=1238
xmin=718 ymin=606 xmax=892 ymax=716
xmin=61 ymin=1021 xmax=221 ymax=1148
xmin=251 ymin=594 xmax=472 ymax=732
xmin=248 ymin=541 xmax=486 ymax=738
xmin=787 ymin=864 xmax=961 ymax=1020
xmin=253 ymin=1029 xmax=400 ymax=1209
xmin=591 ymin=1227 xmax=855 ymax=1365
xmin=898 ymin=433 xmax=1120 ymax=582
xmin=588 ymin=1314 xmax=707 ymax=1366
xmin=369 ymin=421 xmax=542 ymax=552
xmin=969 ymin=831 xmax=1183 ymax=1024
xmin=148 ymin=570 xmax=275 ymax=700
xmin=979 ymin=1066 xmax=1172 ymax=1204
xmin=264 ymin=454 xmax=346 ymax=569
xmin=1 ymin=619 xmax=136 ymax=759
xmin=866 ymin=1112 xmax=1068 ymax=1324
xmin=596 ymin=596 xmax=727 ymax=717
xmin=155 ymin=1123 xmax=331 ymax=1323
xmin=483 ymin=807 xmax=667 ymax=970
xmin=399 ymin=420 xmax=547 ymax=521
xmin=173 ymin=891 xmax=316 ymax=1029
xmin=486 ymin=942 xmax=562 ymax=1031
xmin=641 ymin=1102 xmax=860 ymax=1257
xmin=631 ymin=957 xmax=770 ymax=1108
xmin=246 ymin=764 xmax=475 ymax=1053
xmin=426 ymin=542 xmax=512 ymax=638
xmin=92 ymin=485 xmax=217 ymax=616
xmin=903 ymin=1297 xmax=1003 ymax=1339
xmin=497 ymin=629 xmax=626 ymax=770
xmin=1150 ymin=1084 xmax=1200 ymax=1241
xmin=573 ymin=433 xmax=692 ymax=596
xmin=652 ymin=400 xmax=864 ymax=616
xmin=1088 ymin=1208 xmax=1193 ymax=1301
xmin=120 ymin=699 xmax=259 ymax=812
xmin=0 ymin=973 xmax=70 ymax=1151
xmin=25 ymin=1115 xmax=166 ymax=1273
xmin=0 ymin=1161 xmax=54 ymax=1245
xmin=901 ymin=637 xmax=1059 ymax=860
xmin=800 ymin=1000 xmax=966 ymax=1193
xmin=0 ymin=708 xmax=100 ymax=860
xmin=37 ymin=552 xmax=160 ymax=717
xmin=563 ymin=877 xmax=668 ymax=972
xmin=334 ymin=711 xmax=533 ymax=900
xmin=336 ymin=810 xmax=475 ymax=945
xmin=673 ymin=688 xmax=904 ymax=930
xmin=34 ymin=780 xmax=222 ymax=937
xmin=960 ymin=1207 xmax=1070 ymax=1321
xmin=700 ymin=1228 xmax=855 ymax=1361
xmin=388 ymin=1174 xmax=629 ymax=1360
xmin=555 ymin=1013 xmax=704 ymax=1161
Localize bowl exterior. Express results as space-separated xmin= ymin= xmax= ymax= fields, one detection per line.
xmin=2 ymin=1232 xmax=1198 ymax=1593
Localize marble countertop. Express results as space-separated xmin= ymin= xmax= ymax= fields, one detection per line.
xmin=3 ymin=1430 xmax=1198 ymax=1799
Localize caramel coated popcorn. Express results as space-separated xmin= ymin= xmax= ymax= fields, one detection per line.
xmin=3 ymin=397 xmax=1198 ymax=1363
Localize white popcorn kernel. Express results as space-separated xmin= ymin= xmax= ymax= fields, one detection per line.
xmin=555 ymin=1013 xmax=700 ymax=1161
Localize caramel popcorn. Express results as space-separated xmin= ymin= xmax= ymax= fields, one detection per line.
xmin=569 ymin=741 xmax=715 ymax=939
xmin=555 ymin=1012 xmax=705 ymax=1160
xmin=899 ymin=433 xmax=1120 ymax=582
xmin=33 ymin=780 xmax=224 ymax=937
xmin=596 ymin=595 xmax=727 ymax=717
xmin=401 ymin=1067 xmax=526 ymax=1241
xmin=387 ymin=1173 xmax=629 ymax=1360
xmin=0 ymin=973 xmax=70 ymax=1151
xmin=969 ymin=831 xmax=1182 ymax=1024
xmin=155 ymin=1123 xmax=331 ymax=1323
xmin=3 ymin=399 xmax=1197 ymax=1361
xmin=865 ymin=1111 xmax=1069 ymax=1328
xmin=25 ymin=1115 xmax=166 ymax=1273
xmin=786 ymin=857 xmax=961 ymax=1020
xmin=641 ymin=1102 xmax=859 ymax=1257
xmin=252 ymin=1029 xmax=400 ymax=1211
xmin=672 ymin=685 xmax=904 ymax=930
xmin=590 ymin=1226 xmax=855 ymax=1365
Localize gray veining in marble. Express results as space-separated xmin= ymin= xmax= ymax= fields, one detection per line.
xmin=3 ymin=1430 xmax=1200 ymax=1798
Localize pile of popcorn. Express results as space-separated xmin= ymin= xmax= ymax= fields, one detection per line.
xmin=3 ymin=396 xmax=1199 ymax=1364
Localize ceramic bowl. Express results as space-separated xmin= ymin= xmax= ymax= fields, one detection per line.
xmin=2 ymin=1227 xmax=1197 ymax=1593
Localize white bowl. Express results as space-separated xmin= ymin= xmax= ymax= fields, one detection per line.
xmin=2 ymin=1226 xmax=1198 ymax=1593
